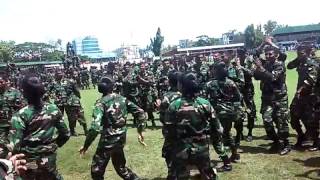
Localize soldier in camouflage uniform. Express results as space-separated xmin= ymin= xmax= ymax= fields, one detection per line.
xmin=137 ymin=63 xmax=157 ymax=127
xmin=80 ymin=67 xmax=90 ymax=89
xmin=156 ymin=59 xmax=172 ymax=99
xmin=0 ymin=72 xmax=25 ymax=158
xmin=49 ymin=72 xmax=68 ymax=115
xmin=90 ymin=66 xmax=99 ymax=89
xmin=64 ymin=75 xmax=88 ymax=136
xmin=189 ymin=55 xmax=209 ymax=95
xmin=159 ymin=71 xmax=182 ymax=179
xmin=205 ymin=62 xmax=242 ymax=163
xmin=287 ymin=44 xmax=319 ymax=150
xmin=222 ymin=51 xmax=246 ymax=144
xmin=8 ymin=74 xmax=70 ymax=180
xmin=165 ymin=72 xmax=218 ymax=180
xmin=122 ymin=64 xmax=140 ymax=126
xmin=237 ymin=48 xmax=257 ymax=142
xmin=79 ymin=76 xmax=145 ymax=180
xmin=314 ymin=51 xmax=320 ymax=152
xmin=254 ymin=45 xmax=291 ymax=155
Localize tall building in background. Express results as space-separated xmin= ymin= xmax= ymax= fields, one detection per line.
xmin=82 ymin=36 xmax=102 ymax=55
xmin=72 ymin=36 xmax=104 ymax=58
xmin=72 ymin=38 xmax=83 ymax=55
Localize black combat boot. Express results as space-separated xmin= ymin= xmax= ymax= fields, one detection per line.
xmin=230 ymin=147 xmax=240 ymax=163
xmin=294 ymin=134 xmax=305 ymax=150
xmin=279 ymin=140 xmax=291 ymax=156
xmin=268 ymin=141 xmax=280 ymax=153
xmin=308 ymin=139 xmax=319 ymax=152
xmin=246 ymin=129 xmax=253 ymax=142
xmin=217 ymin=155 xmax=232 ymax=172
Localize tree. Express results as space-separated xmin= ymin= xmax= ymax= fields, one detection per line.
xmin=150 ymin=27 xmax=164 ymax=56
xmin=244 ymin=24 xmax=265 ymax=49
xmin=15 ymin=42 xmax=60 ymax=61
xmin=255 ymin=24 xmax=264 ymax=47
xmin=244 ymin=24 xmax=256 ymax=49
xmin=263 ymin=20 xmax=278 ymax=35
xmin=0 ymin=41 xmax=15 ymax=63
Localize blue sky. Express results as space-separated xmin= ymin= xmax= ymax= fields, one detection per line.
xmin=0 ymin=0 xmax=319 ymax=51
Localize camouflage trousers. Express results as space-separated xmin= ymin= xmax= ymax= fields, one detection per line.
xmin=218 ymin=113 xmax=242 ymax=149
xmin=139 ymin=93 xmax=155 ymax=121
xmin=127 ymin=96 xmax=140 ymax=125
xmin=0 ymin=127 xmax=9 ymax=158
xmin=210 ymin=117 xmax=228 ymax=159
xmin=261 ymin=96 xmax=289 ymax=144
xmin=21 ymin=153 xmax=63 ymax=180
xmin=171 ymin=145 xmax=217 ymax=180
xmin=312 ymin=96 xmax=320 ymax=144
xmin=290 ymin=94 xmax=318 ymax=141
xmin=162 ymin=138 xmax=176 ymax=180
xmin=243 ymin=89 xmax=256 ymax=131
xmin=65 ymin=106 xmax=87 ymax=133
xmin=91 ymin=147 xmax=139 ymax=180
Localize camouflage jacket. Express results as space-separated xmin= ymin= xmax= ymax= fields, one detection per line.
xmin=227 ymin=60 xmax=245 ymax=89
xmin=156 ymin=67 xmax=172 ymax=97
xmin=287 ymin=57 xmax=319 ymax=91
xmin=64 ymin=79 xmax=81 ymax=107
xmin=189 ymin=63 xmax=209 ymax=86
xmin=166 ymin=97 xmax=222 ymax=154
xmin=122 ymin=71 xmax=139 ymax=97
xmin=0 ymin=88 xmax=25 ymax=127
xmin=83 ymin=93 xmax=145 ymax=150
xmin=254 ymin=59 xmax=288 ymax=100
xmin=49 ymin=80 xmax=68 ymax=106
xmin=240 ymin=56 xmax=255 ymax=89
xmin=9 ymin=103 xmax=70 ymax=158
xmin=137 ymin=70 xmax=156 ymax=94
xmin=159 ymin=90 xmax=181 ymax=124
xmin=205 ymin=78 xmax=242 ymax=116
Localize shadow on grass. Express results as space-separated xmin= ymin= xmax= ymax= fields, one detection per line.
xmin=293 ymin=157 xmax=320 ymax=168
xmin=126 ymin=123 xmax=163 ymax=130
xmin=251 ymin=133 xmax=296 ymax=141
xmin=295 ymin=169 xmax=320 ymax=180
xmin=252 ymin=124 xmax=265 ymax=129
xmin=240 ymin=145 xmax=269 ymax=154
xmin=143 ymin=174 xmax=203 ymax=180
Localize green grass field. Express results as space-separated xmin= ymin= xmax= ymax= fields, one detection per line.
xmin=57 ymin=51 xmax=320 ymax=180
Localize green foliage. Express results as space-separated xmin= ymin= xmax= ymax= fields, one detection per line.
xmin=244 ymin=24 xmax=264 ymax=48
xmin=193 ymin=35 xmax=215 ymax=47
xmin=255 ymin=24 xmax=264 ymax=47
xmin=263 ymin=20 xmax=278 ymax=35
xmin=0 ymin=41 xmax=15 ymax=63
xmin=150 ymin=27 xmax=164 ymax=56
xmin=244 ymin=24 xmax=256 ymax=48
xmin=78 ymin=55 xmax=90 ymax=61
xmin=42 ymin=50 xmax=64 ymax=61
xmin=14 ymin=41 xmax=63 ymax=62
